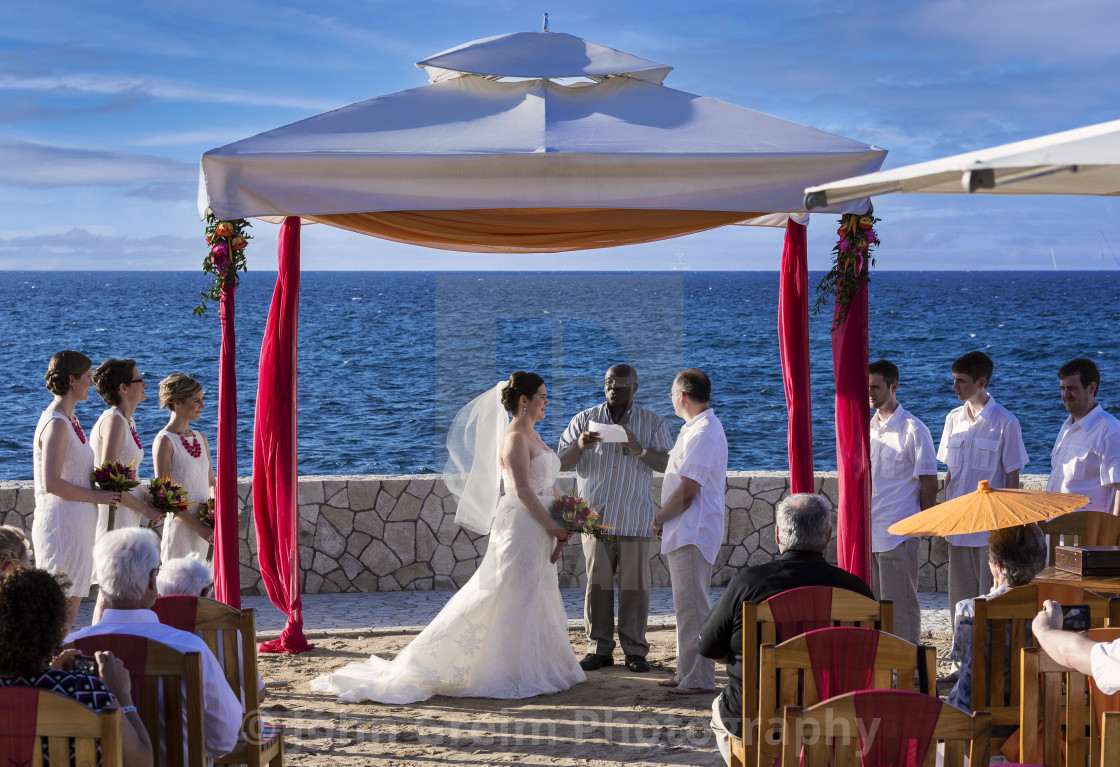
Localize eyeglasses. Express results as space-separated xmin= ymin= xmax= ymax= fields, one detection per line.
xmin=129 ymin=378 xmax=145 ymax=384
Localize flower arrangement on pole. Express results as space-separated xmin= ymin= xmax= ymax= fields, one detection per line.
xmin=813 ymin=205 xmax=881 ymax=330
xmin=194 ymin=214 xmax=251 ymax=316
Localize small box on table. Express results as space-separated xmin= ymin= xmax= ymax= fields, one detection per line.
xmin=1054 ymin=545 xmax=1120 ymax=576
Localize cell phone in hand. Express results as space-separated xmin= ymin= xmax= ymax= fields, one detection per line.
xmin=73 ymin=655 xmax=98 ymax=675
xmin=1061 ymin=604 xmax=1090 ymax=632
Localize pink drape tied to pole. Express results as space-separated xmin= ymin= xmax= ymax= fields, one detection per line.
xmin=833 ymin=281 xmax=872 ymax=584
xmin=254 ymin=216 xmax=313 ymax=654
xmin=778 ymin=217 xmax=813 ymax=493
xmin=214 ymin=277 xmax=241 ymax=608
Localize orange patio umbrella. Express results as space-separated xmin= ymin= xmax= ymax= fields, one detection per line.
xmin=888 ymin=480 xmax=1089 ymax=537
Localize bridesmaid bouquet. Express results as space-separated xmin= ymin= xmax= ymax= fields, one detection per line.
xmin=90 ymin=460 xmax=140 ymax=532
xmin=548 ymin=494 xmax=613 ymax=564
xmin=196 ymin=499 xmax=216 ymax=560
xmin=147 ymin=477 xmax=191 ymax=524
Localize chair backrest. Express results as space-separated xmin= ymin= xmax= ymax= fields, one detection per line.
xmin=970 ymin=583 xmax=1120 ymax=733
xmin=780 ymin=689 xmax=991 ymax=767
xmin=1102 ymin=711 xmax=1120 ymax=767
xmin=1020 ymin=645 xmax=1092 ymax=767
xmin=740 ymin=587 xmax=892 ymax=767
xmin=70 ymin=634 xmax=205 ymax=767
xmin=1086 ymin=628 xmax=1120 ymax=767
xmin=757 ymin=627 xmax=935 ymax=767
xmin=0 ymin=687 xmax=123 ymax=767
xmin=1042 ymin=510 xmax=1120 ymax=565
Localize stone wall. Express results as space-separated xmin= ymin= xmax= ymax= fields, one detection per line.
xmin=0 ymin=472 xmax=1050 ymax=595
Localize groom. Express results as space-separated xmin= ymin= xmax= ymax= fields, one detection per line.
xmin=558 ymin=364 xmax=673 ymax=673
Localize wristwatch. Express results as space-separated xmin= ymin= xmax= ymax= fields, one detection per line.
xmin=638 ymin=446 xmax=648 ymax=457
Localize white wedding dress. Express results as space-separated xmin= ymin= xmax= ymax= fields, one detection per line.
xmin=310 ymin=451 xmax=585 ymax=703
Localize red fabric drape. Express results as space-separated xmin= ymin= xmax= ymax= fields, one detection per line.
xmin=214 ymin=277 xmax=240 ymax=608
xmin=254 ymin=216 xmax=312 ymax=654
xmin=152 ymin=595 xmax=200 ymax=634
xmin=852 ymin=690 xmax=943 ymax=767
xmin=833 ymin=281 xmax=872 ymax=584
xmin=74 ymin=635 xmax=148 ymax=705
xmin=804 ymin=627 xmax=880 ymax=700
xmin=0 ymin=687 xmax=38 ymax=767
xmin=778 ymin=217 xmax=814 ymax=493
xmin=768 ymin=586 xmax=833 ymax=641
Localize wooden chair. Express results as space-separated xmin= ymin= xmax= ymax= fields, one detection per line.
xmin=780 ymin=689 xmax=991 ymax=767
xmin=70 ymin=634 xmax=205 ymax=767
xmin=731 ymin=587 xmax=893 ymax=767
xmin=1019 ymin=645 xmax=1091 ymax=767
xmin=153 ymin=596 xmax=285 ymax=767
xmin=1042 ymin=510 xmax=1120 ymax=565
xmin=969 ymin=583 xmax=1120 ymax=750
xmin=756 ymin=627 xmax=935 ymax=767
xmin=1102 ymin=711 xmax=1120 ymax=767
xmin=0 ymin=687 xmax=123 ymax=767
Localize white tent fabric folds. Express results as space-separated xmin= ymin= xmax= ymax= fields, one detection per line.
xmin=804 ymin=118 xmax=1120 ymax=209
xmin=199 ymin=31 xmax=886 ymax=251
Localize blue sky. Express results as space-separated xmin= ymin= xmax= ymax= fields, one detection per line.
xmin=1 ymin=0 xmax=1118 ymax=271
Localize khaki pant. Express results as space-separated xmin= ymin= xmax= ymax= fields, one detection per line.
xmin=583 ymin=534 xmax=652 ymax=657
xmin=667 ymin=544 xmax=715 ymax=689
xmin=872 ymin=537 xmax=920 ymax=645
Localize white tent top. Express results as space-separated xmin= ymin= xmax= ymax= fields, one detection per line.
xmin=805 ymin=118 xmax=1120 ymax=209
xmin=416 ymin=31 xmax=674 ymax=84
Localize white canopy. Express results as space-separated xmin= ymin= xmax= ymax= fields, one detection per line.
xmin=199 ymin=32 xmax=886 ymax=251
xmin=804 ymin=118 xmax=1120 ymax=209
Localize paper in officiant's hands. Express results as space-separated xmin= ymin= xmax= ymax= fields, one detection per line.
xmin=588 ymin=421 xmax=628 ymax=443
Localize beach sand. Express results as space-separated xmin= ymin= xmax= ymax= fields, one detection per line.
xmin=257 ymin=626 xmax=955 ymax=766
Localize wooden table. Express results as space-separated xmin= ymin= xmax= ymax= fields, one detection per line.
xmin=1034 ymin=565 xmax=1120 ymax=596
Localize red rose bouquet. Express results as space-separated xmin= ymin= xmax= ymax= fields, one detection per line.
xmin=90 ymin=460 xmax=140 ymax=531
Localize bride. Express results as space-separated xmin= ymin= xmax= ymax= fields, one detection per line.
xmin=310 ymin=372 xmax=585 ymax=703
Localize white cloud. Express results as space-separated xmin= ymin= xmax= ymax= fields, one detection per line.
xmin=0 ymin=138 xmax=193 ymax=188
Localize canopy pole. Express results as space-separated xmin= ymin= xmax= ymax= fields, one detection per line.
xmin=213 ymin=275 xmax=241 ymax=607
xmin=778 ymin=217 xmax=813 ymax=493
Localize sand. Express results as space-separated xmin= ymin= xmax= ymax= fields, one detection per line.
xmin=255 ymin=626 xmax=955 ymax=766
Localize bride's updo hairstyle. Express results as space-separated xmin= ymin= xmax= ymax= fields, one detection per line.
xmin=500 ymin=371 xmax=544 ymax=414
xmin=93 ymin=358 xmax=138 ymax=407
xmin=45 ymin=350 xmax=92 ymax=396
xmin=159 ymin=373 xmax=202 ymax=410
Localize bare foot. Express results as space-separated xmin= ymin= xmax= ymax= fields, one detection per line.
xmin=658 ymin=678 xmax=679 ymax=688
xmin=667 ymin=686 xmax=715 ymax=695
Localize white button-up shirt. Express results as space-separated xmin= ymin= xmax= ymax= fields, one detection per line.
xmin=937 ymin=396 xmax=1029 ymax=547
xmin=67 ymin=608 xmax=241 ymax=762
xmin=1091 ymin=637 xmax=1120 ymax=694
xmin=661 ymin=408 xmax=728 ymax=564
xmin=870 ymin=404 xmax=938 ymax=553
xmin=1047 ymin=404 xmax=1120 ymax=513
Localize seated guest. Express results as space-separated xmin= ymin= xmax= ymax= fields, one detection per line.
xmin=0 ymin=567 xmax=152 ymax=767
xmin=698 ymin=493 xmax=874 ymax=766
xmin=66 ymin=529 xmax=240 ymax=762
xmin=157 ymin=553 xmax=213 ymax=598
xmin=0 ymin=525 xmax=31 ymax=572
xmin=1035 ymin=598 xmax=1120 ymax=692
xmin=946 ymin=523 xmax=1046 ymax=711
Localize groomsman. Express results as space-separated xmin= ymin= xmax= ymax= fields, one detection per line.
xmin=869 ymin=359 xmax=937 ymax=645
xmin=653 ymin=369 xmax=728 ymax=695
xmin=558 ymin=364 xmax=673 ymax=673
xmin=1047 ymin=358 xmax=1120 ymax=514
xmin=938 ymin=352 xmax=1028 ymax=680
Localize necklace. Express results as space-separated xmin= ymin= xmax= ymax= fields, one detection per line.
xmin=70 ymin=416 xmax=86 ymax=444
xmin=179 ymin=430 xmax=201 ymax=458
xmin=130 ymin=422 xmax=142 ymax=450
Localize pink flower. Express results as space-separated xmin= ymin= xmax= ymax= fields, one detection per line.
xmin=211 ymin=242 xmax=229 ymax=258
xmin=838 ymin=239 xmax=852 ymax=252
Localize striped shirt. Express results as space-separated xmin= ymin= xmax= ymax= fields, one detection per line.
xmin=558 ymin=402 xmax=673 ymax=537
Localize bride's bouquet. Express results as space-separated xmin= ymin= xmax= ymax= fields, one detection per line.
xmin=90 ymin=460 xmax=140 ymax=531
xmin=548 ymin=494 xmax=613 ymax=564
xmin=147 ymin=477 xmax=191 ymax=526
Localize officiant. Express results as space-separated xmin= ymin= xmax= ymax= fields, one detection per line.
xmin=558 ymin=364 xmax=673 ymax=673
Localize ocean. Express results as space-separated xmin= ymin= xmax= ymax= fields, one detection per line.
xmin=3 ymin=270 xmax=1117 ymax=481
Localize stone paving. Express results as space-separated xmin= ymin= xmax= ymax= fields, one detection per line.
xmin=74 ymin=588 xmax=951 ymax=638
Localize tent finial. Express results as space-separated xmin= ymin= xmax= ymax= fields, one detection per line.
xmin=542 ymin=12 xmax=549 ymax=32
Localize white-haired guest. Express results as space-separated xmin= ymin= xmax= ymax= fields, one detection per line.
xmin=66 ymin=528 xmax=239 ymax=762
xmin=157 ymin=554 xmax=213 ymax=598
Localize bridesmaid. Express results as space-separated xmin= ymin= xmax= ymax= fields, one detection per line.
xmin=153 ymin=373 xmax=214 ymax=562
xmin=90 ymin=358 xmax=163 ymax=533
xmin=33 ymin=351 xmax=122 ymax=634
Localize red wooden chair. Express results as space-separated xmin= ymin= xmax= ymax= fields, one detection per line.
xmin=756 ymin=626 xmax=935 ymax=767
xmin=780 ymin=690 xmax=990 ymax=767
xmin=0 ymin=687 xmax=123 ymax=767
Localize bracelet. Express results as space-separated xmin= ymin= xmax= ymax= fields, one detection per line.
xmin=119 ymin=705 xmax=137 ymax=715
xmin=639 ymin=446 xmax=648 ymax=457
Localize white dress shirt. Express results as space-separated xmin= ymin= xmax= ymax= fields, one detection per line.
xmin=1047 ymin=404 xmax=1120 ymax=513
xmin=937 ymin=396 xmax=1029 ymax=547
xmin=661 ymin=408 xmax=728 ymax=564
xmin=870 ymin=404 xmax=938 ymax=553
xmin=67 ymin=608 xmax=241 ymax=762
